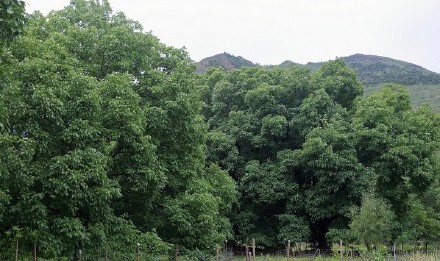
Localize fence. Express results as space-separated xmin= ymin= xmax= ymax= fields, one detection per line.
xmin=218 ymin=249 xmax=440 ymax=261
xmin=215 ymin=240 xmax=440 ymax=261
xmin=7 ymin=241 xmax=440 ymax=260
xmin=8 ymin=249 xmax=440 ymax=261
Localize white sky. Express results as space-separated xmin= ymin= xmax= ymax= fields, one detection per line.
xmin=25 ymin=0 xmax=440 ymax=73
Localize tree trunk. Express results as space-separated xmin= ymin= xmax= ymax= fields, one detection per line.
xmin=71 ymin=245 xmax=80 ymax=261
xmin=311 ymin=218 xmax=333 ymax=249
xmin=33 ymin=243 xmax=37 ymax=261
xmin=174 ymin=244 xmax=179 ymax=261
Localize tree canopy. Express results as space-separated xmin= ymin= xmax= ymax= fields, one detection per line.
xmin=201 ymin=63 xmax=440 ymax=249
xmin=0 ymin=0 xmax=235 ymax=259
xmin=1 ymin=1 xmax=440 ymax=259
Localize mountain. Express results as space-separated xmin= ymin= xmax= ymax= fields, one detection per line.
xmin=196 ymin=52 xmax=257 ymax=73
xmin=196 ymin=53 xmax=440 ymax=86
xmin=278 ymin=60 xmax=302 ymax=68
xmin=305 ymin=54 xmax=440 ymax=86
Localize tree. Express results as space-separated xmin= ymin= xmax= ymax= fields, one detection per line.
xmin=202 ymin=62 xmax=366 ymax=249
xmin=279 ymin=114 xmax=370 ymax=249
xmin=163 ymin=164 xmax=236 ymax=251
xmin=350 ymin=196 xmax=396 ymax=250
xmin=353 ymin=85 xmax=439 ymax=220
xmin=0 ymin=0 xmax=236 ymax=258
xmin=313 ymin=59 xmax=363 ymax=110
xmin=201 ymin=61 xmax=440 ymax=251
xmin=399 ymin=193 xmax=440 ymax=243
xmin=0 ymin=46 xmax=125 ymax=257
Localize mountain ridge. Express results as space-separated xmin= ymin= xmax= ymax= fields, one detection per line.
xmin=196 ymin=52 xmax=440 ymax=86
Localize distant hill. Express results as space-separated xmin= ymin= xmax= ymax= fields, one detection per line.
xmin=305 ymin=54 xmax=440 ymax=86
xmin=196 ymin=52 xmax=257 ymax=73
xmin=278 ymin=60 xmax=302 ymax=68
xmin=196 ymin=53 xmax=440 ymax=86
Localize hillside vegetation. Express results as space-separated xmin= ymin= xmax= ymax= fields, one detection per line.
xmin=197 ymin=53 xmax=440 ymax=109
xmin=306 ymin=53 xmax=440 ymax=85
xmin=1 ymin=1 xmax=440 ymax=260
xmin=366 ymin=83 xmax=440 ymax=110
xmin=196 ymin=52 xmax=257 ymax=73
xmin=197 ymin=53 xmax=440 ymax=86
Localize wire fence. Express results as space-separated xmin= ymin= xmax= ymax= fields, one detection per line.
xmin=215 ymin=248 xmax=440 ymax=261
xmin=7 ymin=243 xmax=440 ymax=260
xmin=8 ymin=249 xmax=440 ymax=261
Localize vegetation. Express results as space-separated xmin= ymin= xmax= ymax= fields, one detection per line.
xmin=306 ymin=54 xmax=440 ymax=85
xmin=197 ymin=53 xmax=440 ymax=87
xmin=200 ymin=64 xmax=440 ymax=250
xmin=0 ymin=0 xmax=26 ymax=44
xmin=349 ymin=196 xmax=396 ymax=250
xmin=197 ymin=53 xmax=440 ymax=110
xmin=0 ymin=0 xmax=234 ymax=259
xmin=365 ymin=83 xmax=440 ymax=111
xmin=196 ymin=52 xmax=258 ymax=73
xmin=1 ymin=1 xmax=440 ymax=260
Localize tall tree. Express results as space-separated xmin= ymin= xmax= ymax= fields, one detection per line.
xmin=353 ymin=85 xmax=439 ymax=215
xmin=281 ymin=117 xmax=370 ymax=248
xmin=202 ymin=62 xmax=366 ymax=249
xmin=0 ymin=0 xmax=236 ymax=258
xmin=352 ymin=84 xmax=440 ymax=242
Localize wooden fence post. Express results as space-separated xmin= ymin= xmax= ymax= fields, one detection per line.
xmin=15 ymin=240 xmax=19 ymax=261
xmin=252 ymin=238 xmax=256 ymax=261
xmin=393 ymin=242 xmax=396 ymax=261
xmin=339 ymin=240 xmax=343 ymax=261
xmin=175 ymin=244 xmax=179 ymax=261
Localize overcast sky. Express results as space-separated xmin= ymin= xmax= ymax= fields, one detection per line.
xmin=25 ymin=0 xmax=440 ymax=73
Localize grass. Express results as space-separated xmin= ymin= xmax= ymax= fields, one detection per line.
xmin=226 ymin=252 xmax=440 ymax=261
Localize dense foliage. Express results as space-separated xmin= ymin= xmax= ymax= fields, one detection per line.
xmin=1 ymin=1 xmax=440 ymax=260
xmin=0 ymin=0 xmax=26 ymax=44
xmin=200 ymin=63 xmax=440 ymax=249
xmin=0 ymin=0 xmax=235 ymax=259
